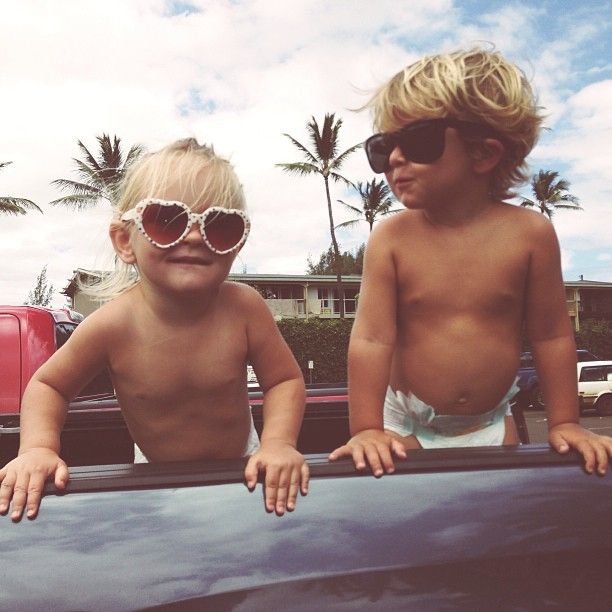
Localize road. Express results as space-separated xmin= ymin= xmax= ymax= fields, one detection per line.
xmin=525 ymin=410 xmax=612 ymax=443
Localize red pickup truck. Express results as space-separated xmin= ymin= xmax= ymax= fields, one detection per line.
xmin=0 ymin=305 xmax=350 ymax=466
xmin=0 ymin=305 xmax=134 ymax=465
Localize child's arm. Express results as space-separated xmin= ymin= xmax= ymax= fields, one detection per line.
xmin=240 ymin=287 xmax=309 ymax=515
xmin=0 ymin=314 xmax=111 ymax=520
xmin=329 ymin=227 xmax=407 ymax=474
xmin=526 ymin=217 xmax=612 ymax=473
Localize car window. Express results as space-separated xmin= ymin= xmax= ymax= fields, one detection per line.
xmin=54 ymin=321 xmax=114 ymax=397
xmin=579 ymin=367 xmax=605 ymax=382
xmin=54 ymin=322 xmax=78 ymax=349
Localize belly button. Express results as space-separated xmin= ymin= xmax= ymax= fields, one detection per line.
xmin=457 ymin=397 xmax=468 ymax=405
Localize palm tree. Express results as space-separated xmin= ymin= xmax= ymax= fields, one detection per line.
xmin=336 ymin=178 xmax=401 ymax=233
xmin=0 ymin=162 xmax=41 ymax=215
xmin=520 ymin=170 xmax=582 ymax=218
xmin=277 ymin=113 xmax=361 ymax=317
xmin=50 ymin=134 xmax=144 ymax=210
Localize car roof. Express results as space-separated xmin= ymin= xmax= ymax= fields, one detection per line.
xmin=578 ymin=361 xmax=612 ymax=367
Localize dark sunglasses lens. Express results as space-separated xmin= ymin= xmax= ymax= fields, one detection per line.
xmin=400 ymin=122 xmax=446 ymax=163
xmin=203 ymin=211 xmax=245 ymax=252
xmin=141 ymin=203 xmax=189 ymax=245
xmin=365 ymin=134 xmax=394 ymax=173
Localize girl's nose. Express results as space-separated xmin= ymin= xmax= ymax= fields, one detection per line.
xmin=183 ymin=221 xmax=203 ymax=244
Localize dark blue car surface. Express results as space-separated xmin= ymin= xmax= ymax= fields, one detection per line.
xmin=1 ymin=446 xmax=611 ymax=611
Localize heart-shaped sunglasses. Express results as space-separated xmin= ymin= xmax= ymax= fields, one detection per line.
xmin=121 ymin=199 xmax=250 ymax=254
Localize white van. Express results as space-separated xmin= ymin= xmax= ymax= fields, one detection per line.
xmin=578 ymin=361 xmax=612 ymax=415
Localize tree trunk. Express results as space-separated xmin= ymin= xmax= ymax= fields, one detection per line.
xmin=324 ymin=177 xmax=345 ymax=318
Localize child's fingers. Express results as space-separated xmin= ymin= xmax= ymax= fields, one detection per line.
xmin=273 ymin=468 xmax=290 ymax=516
xmin=243 ymin=456 xmax=261 ymax=490
xmin=263 ymin=465 xmax=280 ymax=513
xmin=55 ymin=461 xmax=70 ymax=490
xmin=374 ymin=442 xmax=396 ymax=474
xmin=328 ymin=445 xmax=350 ymax=461
xmin=391 ymin=439 xmax=407 ymax=459
xmin=363 ymin=446 xmax=384 ymax=477
xmin=548 ymin=431 xmax=569 ymax=453
xmin=25 ymin=471 xmax=47 ymax=519
xmin=300 ymin=462 xmax=310 ymax=496
xmin=9 ymin=473 xmax=29 ymax=521
xmin=286 ymin=469 xmax=300 ymax=512
xmin=0 ymin=469 xmax=16 ymax=514
xmin=593 ymin=442 xmax=609 ymax=475
xmin=577 ymin=441 xmax=596 ymax=474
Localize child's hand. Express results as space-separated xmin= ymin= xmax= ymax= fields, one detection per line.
xmin=328 ymin=429 xmax=407 ymax=477
xmin=244 ymin=441 xmax=309 ymax=516
xmin=0 ymin=448 xmax=69 ymax=521
xmin=549 ymin=423 xmax=612 ymax=475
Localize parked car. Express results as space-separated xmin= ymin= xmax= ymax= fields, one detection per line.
xmin=578 ymin=361 xmax=612 ymax=416
xmin=1 ymin=446 xmax=610 ymax=610
xmin=516 ymin=348 xmax=599 ymax=410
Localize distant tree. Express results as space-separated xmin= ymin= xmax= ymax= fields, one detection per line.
xmin=307 ymin=243 xmax=365 ymax=275
xmin=25 ymin=265 xmax=54 ymax=307
xmin=277 ymin=113 xmax=361 ymax=317
xmin=50 ymin=133 xmax=144 ymax=210
xmin=0 ymin=161 xmax=41 ymax=216
xmin=336 ymin=178 xmax=401 ymax=232
xmin=520 ymin=169 xmax=582 ymax=218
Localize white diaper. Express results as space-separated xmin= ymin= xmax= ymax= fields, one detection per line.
xmin=383 ymin=379 xmax=520 ymax=449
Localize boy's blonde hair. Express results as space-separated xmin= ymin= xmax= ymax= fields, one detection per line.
xmin=84 ymin=138 xmax=246 ymax=301
xmin=368 ymin=47 xmax=544 ymax=199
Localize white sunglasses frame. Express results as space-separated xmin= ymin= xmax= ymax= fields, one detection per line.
xmin=121 ymin=198 xmax=250 ymax=254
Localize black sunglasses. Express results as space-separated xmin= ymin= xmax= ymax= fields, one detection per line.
xmin=364 ymin=118 xmax=499 ymax=173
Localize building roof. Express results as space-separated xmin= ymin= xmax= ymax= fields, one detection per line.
xmin=565 ymin=279 xmax=612 ymax=288
xmin=228 ymin=273 xmax=362 ymax=284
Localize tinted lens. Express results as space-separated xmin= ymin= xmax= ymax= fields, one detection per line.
xmin=399 ymin=121 xmax=446 ymax=163
xmin=203 ymin=211 xmax=246 ymax=252
xmin=141 ymin=203 xmax=189 ymax=245
xmin=365 ymin=121 xmax=447 ymax=172
xmin=365 ymin=134 xmax=395 ymax=173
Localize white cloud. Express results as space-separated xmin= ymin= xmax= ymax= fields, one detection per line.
xmin=1 ymin=0 xmax=611 ymax=307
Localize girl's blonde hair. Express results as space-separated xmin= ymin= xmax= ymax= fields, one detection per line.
xmin=83 ymin=138 xmax=246 ymax=301
xmin=367 ymin=47 xmax=545 ymax=199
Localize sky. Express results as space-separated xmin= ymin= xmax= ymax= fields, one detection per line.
xmin=1 ymin=0 xmax=611 ymax=308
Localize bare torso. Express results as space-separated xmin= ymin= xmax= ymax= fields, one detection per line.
xmin=106 ymin=284 xmax=253 ymax=461
xmin=388 ymin=202 xmax=531 ymax=415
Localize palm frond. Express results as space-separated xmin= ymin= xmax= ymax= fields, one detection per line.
xmin=50 ymin=178 xmax=102 ymax=196
xmin=336 ymin=199 xmax=363 ymax=215
xmin=0 ymin=197 xmax=42 ymax=215
xmin=281 ymin=134 xmax=319 ymax=166
xmin=76 ymin=140 xmax=102 ymax=173
xmin=334 ymin=218 xmax=361 ymax=230
xmin=276 ymin=162 xmax=320 ymax=177
xmin=48 ymin=194 xmax=103 ymax=210
xmin=328 ymin=172 xmax=354 ymax=188
xmin=332 ymin=143 xmax=363 ymax=169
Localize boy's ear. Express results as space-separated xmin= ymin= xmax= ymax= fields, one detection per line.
xmin=109 ymin=220 xmax=136 ymax=264
xmin=471 ymin=138 xmax=505 ymax=174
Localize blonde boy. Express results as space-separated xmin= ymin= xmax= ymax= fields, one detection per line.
xmin=330 ymin=48 xmax=612 ymax=474
xmin=1 ymin=139 xmax=308 ymax=520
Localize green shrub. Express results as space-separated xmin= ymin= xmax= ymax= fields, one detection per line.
xmin=277 ymin=318 xmax=354 ymax=383
xmin=575 ymin=319 xmax=612 ymax=359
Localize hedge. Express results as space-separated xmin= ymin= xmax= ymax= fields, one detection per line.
xmin=276 ymin=318 xmax=354 ymax=384
xmin=575 ymin=319 xmax=612 ymax=359
xmin=276 ymin=317 xmax=612 ymax=384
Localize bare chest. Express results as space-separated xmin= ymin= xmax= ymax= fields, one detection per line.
xmin=109 ymin=322 xmax=248 ymax=403
xmin=395 ymin=228 xmax=529 ymax=317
